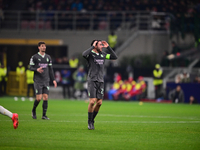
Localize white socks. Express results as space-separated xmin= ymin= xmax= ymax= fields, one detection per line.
xmin=0 ymin=105 xmax=13 ymax=118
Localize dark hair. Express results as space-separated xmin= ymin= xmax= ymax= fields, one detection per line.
xmin=38 ymin=41 xmax=46 ymax=47
xmin=91 ymin=40 xmax=101 ymax=46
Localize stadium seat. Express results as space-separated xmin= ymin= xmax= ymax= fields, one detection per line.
xmin=38 ymin=21 xmax=44 ymax=29
xmin=29 ymin=21 xmax=36 ymax=29
xmin=45 ymin=21 xmax=52 ymax=30
xmin=98 ymin=20 xmax=108 ymax=30
xmin=21 ymin=20 xmax=29 ymax=30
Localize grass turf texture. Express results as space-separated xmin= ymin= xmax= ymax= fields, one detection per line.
xmin=0 ymin=97 xmax=200 ymax=150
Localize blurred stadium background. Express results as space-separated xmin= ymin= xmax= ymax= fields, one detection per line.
xmin=0 ymin=0 xmax=200 ymax=104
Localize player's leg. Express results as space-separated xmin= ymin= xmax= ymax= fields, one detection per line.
xmin=42 ymin=93 xmax=49 ymax=120
xmin=88 ymin=98 xmax=96 ymax=130
xmin=31 ymin=84 xmax=35 ymax=97
xmin=88 ymin=98 xmax=96 ymax=117
xmin=87 ymin=81 xmax=97 ymax=130
xmin=92 ymin=99 xmax=102 ymax=121
xmin=92 ymin=82 xmax=104 ymax=122
xmin=41 ymin=82 xmax=50 ymax=120
xmin=32 ymin=94 xmax=42 ymax=119
xmin=32 ymin=82 xmax=42 ymax=119
xmin=0 ymin=105 xmax=19 ymax=129
xmin=0 ymin=105 xmax=13 ymax=118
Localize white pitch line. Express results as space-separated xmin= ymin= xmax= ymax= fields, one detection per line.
xmin=17 ymin=114 xmax=200 ymax=120
xmin=99 ymin=114 xmax=200 ymax=120
xmin=0 ymin=120 xmax=200 ymax=123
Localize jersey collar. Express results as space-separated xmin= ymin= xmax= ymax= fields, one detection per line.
xmin=92 ymin=50 xmax=99 ymax=55
xmin=38 ymin=52 xmax=45 ymax=58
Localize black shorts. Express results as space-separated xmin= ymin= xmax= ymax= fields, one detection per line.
xmin=34 ymin=82 xmax=50 ymax=95
xmin=87 ymin=81 xmax=104 ymax=99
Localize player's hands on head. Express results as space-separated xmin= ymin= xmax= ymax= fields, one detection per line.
xmin=93 ymin=41 xmax=98 ymax=47
xmin=37 ymin=67 xmax=43 ymax=73
xmin=102 ymin=41 xmax=109 ymax=47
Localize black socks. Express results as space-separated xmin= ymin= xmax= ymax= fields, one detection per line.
xmin=92 ymin=111 xmax=98 ymax=121
xmin=32 ymin=100 xmax=40 ymax=111
xmin=43 ymin=101 xmax=48 ymax=116
xmin=88 ymin=111 xmax=99 ymax=122
xmin=88 ymin=112 xmax=93 ymax=122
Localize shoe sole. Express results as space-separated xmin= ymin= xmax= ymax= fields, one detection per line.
xmin=14 ymin=121 xmax=19 ymax=129
xmin=88 ymin=125 xmax=94 ymax=130
xmin=42 ymin=117 xmax=49 ymax=120
xmin=32 ymin=111 xmax=37 ymax=119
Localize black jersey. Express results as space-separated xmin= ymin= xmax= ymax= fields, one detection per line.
xmin=29 ymin=52 xmax=55 ymax=83
xmin=82 ymin=46 xmax=118 ymax=82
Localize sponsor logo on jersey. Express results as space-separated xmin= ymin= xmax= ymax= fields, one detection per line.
xmin=94 ymin=59 xmax=104 ymax=65
xmin=39 ymin=63 xmax=48 ymax=68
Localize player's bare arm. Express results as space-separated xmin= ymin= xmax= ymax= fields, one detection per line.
xmin=53 ymin=80 xmax=57 ymax=88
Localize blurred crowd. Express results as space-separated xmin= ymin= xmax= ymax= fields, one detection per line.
xmin=107 ymin=73 xmax=146 ymax=101
xmin=1 ymin=0 xmax=200 ymax=34
xmin=21 ymin=0 xmax=200 ymax=13
xmin=23 ymin=0 xmax=200 ymax=34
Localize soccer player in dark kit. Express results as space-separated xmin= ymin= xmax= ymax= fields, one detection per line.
xmin=82 ymin=40 xmax=118 ymax=130
xmin=29 ymin=41 xmax=57 ymax=120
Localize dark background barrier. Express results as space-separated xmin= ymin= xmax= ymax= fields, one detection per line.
xmin=167 ymin=82 xmax=200 ymax=103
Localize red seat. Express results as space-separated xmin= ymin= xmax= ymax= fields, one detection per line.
xmin=38 ymin=21 xmax=45 ymax=29
xmin=21 ymin=20 xmax=29 ymax=29
xmin=45 ymin=21 xmax=52 ymax=30
xmin=29 ymin=21 xmax=36 ymax=29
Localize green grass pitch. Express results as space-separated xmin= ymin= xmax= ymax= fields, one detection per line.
xmin=0 ymin=97 xmax=200 ymax=150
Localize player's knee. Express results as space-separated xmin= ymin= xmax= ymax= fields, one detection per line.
xmin=36 ymin=98 xmax=42 ymax=101
xmin=36 ymin=97 xmax=42 ymax=101
xmin=43 ymin=97 xmax=48 ymax=100
xmin=90 ymin=101 xmax=95 ymax=106
xmin=89 ymin=98 xmax=96 ymax=106
xmin=97 ymin=100 xmax=102 ymax=106
xmin=43 ymin=94 xmax=48 ymax=100
xmin=36 ymin=94 xmax=42 ymax=101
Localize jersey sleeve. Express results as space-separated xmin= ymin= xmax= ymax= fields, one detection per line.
xmin=48 ymin=55 xmax=55 ymax=81
xmin=105 ymin=46 xmax=118 ymax=60
xmin=82 ymin=46 xmax=94 ymax=58
xmin=29 ymin=56 xmax=37 ymax=71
